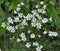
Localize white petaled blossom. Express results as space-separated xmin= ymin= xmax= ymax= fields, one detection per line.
xmin=42 ymin=10 xmax=46 ymax=14
xmin=30 ymin=33 xmax=35 ymax=38
xmin=36 ymin=45 xmax=43 ymax=51
xmin=31 ymin=10 xmax=37 ymax=15
xmin=49 ymin=17 xmax=52 ymax=22
xmin=40 ymin=1 xmax=44 ymax=5
xmin=33 ymin=41 xmax=39 ymax=46
xmin=42 ymin=18 xmax=48 ymax=23
xmin=26 ymin=14 xmax=33 ymax=20
xmin=14 ymin=10 xmax=17 ymax=14
xmin=38 ymin=9 xmax=43 ymax=13
xmin=8 ymin=17 xmax=13 ymax=24
xmin=21 ymin=19 xmax=28 ymax=26
xmin=14 ymin=17 xmax=20 ymax=22
xmin=10 ymin=27 xmax=15 ymax=33
xmin=43 ymin=5 xmax=46 ymax=9
xmin=36 ymin=5 xmax=39 ymax=8
xmin=20 ymin=32 xmax=27 ymax=41
xmin=17 ymin=4 xmax=20 ymax=7
xmin=16 ymin=7 xmax=21 ymax=11
xmin=32 ymin=17 xmax=36 ymax=23
xmin=31 ymin=22 xmax=36 ymax=27
xmin=36 ymin=22 xmax=42 ymax=29
xmin=18 ymin=13 xmax=23 ymax=18
xmin=6 ymin=25 xmax=12 ymax=31
xmin=38 ymin=9 xmax=46 ymax=14
xmin=1 ymin=22 xmax=6 ymax=28
xmin=28 ymin=30 xmax=31 ymax=33
xmin=34 ymin=13 xmax=42 ymax=20
xmin=15 ymin=25 xmax=18 ymax=29
xmin=38 ymin=35 xmax=41 ymax=38
xmin=6 ymin=25 xmax=15 ymax=33
xmin=25 ymin=42 xmax=31 ymax=48
xmin=43 ymin=31 xmax=47 ymax=34
xmin=48 ymin=31 xmax=58 ymax=37
xmin=17 ymin=38 xmax=21 ymax=42
xmin=20 ymin=2 xmax=24 ymax=6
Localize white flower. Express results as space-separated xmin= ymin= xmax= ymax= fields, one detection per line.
xmin=10 ymin=27 xmax=15 ymax=33
xmin=42 ymin=10 xmax=46 ymax=14
xmin=30 ymin=33 xmax=35 ymax=38
xmin=38 ymin=35 xmax=41 ymax=38
xmin=35 ymin=14 xmax=42 ymax=20
xmin=21 ymin=38 xmax=27 ymax=41
xmin=28 ymin=30 xmax=31 ymax=33
xmin=14 ymin=10 xmax=17 ymax=14
xmin=17 ymin=38 xmax=21 ymax=42
xmin=14 ymin=17 xmax=20 ymax=22
xmin=43 ymin=5 xmax=46 ymax=9
xmin=36 ymin=22 xmax=42 ymax=29
xmin=33 ymin=41 xmax=39 ymax=46
xmin=8 ymin=17 xmax=13 ymax=24
xmin=42 ymin=18 xmax=48 ymax=23
xmin=20 ymin=2 xmax=24 ymax=6
xmin=20 ymin=32 xmax=26 ymax=38
xmin=1 ymin=22 xmax=6 ymax=28
xmin=40 ymin=1 xmax=44 ymax=5
xmin=49 ymin=31 xmax=58 ymax=37
xmin=49 ymin=17 xmax=52 ymax=22
xmin=22 ymin=19 xmax=28 ymax=25
xmin=16 ymin=7 xmax=21 ymax=11
xmin=26 ymin=14 xmax=33 ymax=20
xmin=32 ymin=17 xmax=37 ymax=23
xmin=17 ymin=4 xmax=20 ymax=7
xmin=6 ymin=25 xmax=12 ymax=31
xmin=20 ymin=32 xmax=27 ymax=41
xmin=38 ymin=9 xmax=46 ymax=14
xmin=36 ymin=45 xmax=43 ymax=51
xmin=36 ymin=5 xmax=39 ymax=8
xmin=31 ymin=22 xmax=36 ymax=27
xmin=31 ymin=10 xmax=37 ymax=14
xmin=15 ymin=25 xmax=18 ymax=29
xmin=25 ymin=42 xmax=31 ymax=48
xmin=18 ymin=13 xmax=23 ymax=18
xmin=6 ymin=26 xmax=15 ymax=33
xmin=38 ymin=9 xmax=43 ymax=13
xmin=43 ymin=31 xmax=47 ymax=34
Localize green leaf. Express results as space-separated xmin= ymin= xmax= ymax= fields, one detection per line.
xmin=5 ymin=2 xmax=9 ymax=6
xmin=8 ymin=5 xmax=13 ymax=11
xmin=0 ymin=26 xmax=6 ymax=35
xmin=0 ymin=0 xmax=4 ymax=4
xmin=54 ymin=17 xmax=60 ymax=25
xmin=46 ymin=3 xmax=55 ymax=17
xmin=44 ymin=0 xmax=49 ymax=4
xmin=55 ymin=9 xmax=60 ymax=15
xmin=50 ymin=0 xmax=56 ymax=5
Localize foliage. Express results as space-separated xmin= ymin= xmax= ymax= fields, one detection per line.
xmin=0 ymin=0 xmax=60 ymax=51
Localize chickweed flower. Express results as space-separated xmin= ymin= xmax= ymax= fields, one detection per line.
xmin=1 ymin=22 xmax=6 ymax=28
xmin=49 ymin=31 xmax=58 ymax=37
xmin=30 ymin=33 xmax=35 ymax=38
xmin=40 ymin=1 xmax=44 ymax=5
xmin=42 ymin=18 xmax=48 ymax=23
xmin=1 ymin=1 xmax=59 ymax=51
xmin=25 ymin=42 xmax=31 ymax=48
xmin=17 ymin=38 xmax=21 ymax=42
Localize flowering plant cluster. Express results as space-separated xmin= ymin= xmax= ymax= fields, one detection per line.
xmin=0 ymin=0 xmax=60 ymax=51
